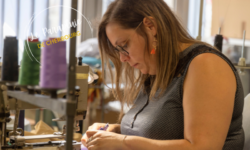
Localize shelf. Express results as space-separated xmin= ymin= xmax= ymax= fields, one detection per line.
xmin=7 ymin=91 xmax=76 ymax=115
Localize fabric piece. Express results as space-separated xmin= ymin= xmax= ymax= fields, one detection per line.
xmin=24 ymin=120 xmax=82 ymax=143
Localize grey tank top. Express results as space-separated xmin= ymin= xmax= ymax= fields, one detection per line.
xmin=121 ymin=44 xmax=245 ymax=150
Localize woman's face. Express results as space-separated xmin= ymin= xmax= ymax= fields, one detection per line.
xmin=106 ymin=22 xmax=157 ymax=75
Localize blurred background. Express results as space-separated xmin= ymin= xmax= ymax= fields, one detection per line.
xmin=0 ymin=0 xmax=249 ymax=134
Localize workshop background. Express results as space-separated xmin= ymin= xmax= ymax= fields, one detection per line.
xmin=0 ymin=0 xmax=250 ymax=146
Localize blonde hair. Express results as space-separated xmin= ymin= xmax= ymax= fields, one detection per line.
xmin=98 ymin=0 xmax=202 ymax=122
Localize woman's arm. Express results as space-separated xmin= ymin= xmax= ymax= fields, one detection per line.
xmin=121 ymin=53 xmax=236 ymax=150
xmin=112 ymin=124 xmax=121 ymax=133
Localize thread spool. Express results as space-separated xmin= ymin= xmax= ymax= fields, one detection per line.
xmin=18 ymin=38 xmax=41 ymax=85
xmin=214 ymin=35 xmax=223 ymax=52
xmin=214 ymin=28 xmax=223 ymax=52
xmin=78 ymin=57 xmax=82 ymax=66
xmin=39 ymin=39 xmax=67 ymax=89
xmin=1 ymin=37 xmax=19 ymax=82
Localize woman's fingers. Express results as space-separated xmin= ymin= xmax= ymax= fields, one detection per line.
xmin=82 ymin=123 xmax=103 ymax=146
xmin=86 ymin=134 xmax=97 ymax=149
xmin=81 ymin=131 xmax=97 ymax=147
xmin=81 ymin=134 xmax=88 ymax=146
xmin=87 ymin=145 xmax=96 ymax=150
xmin=86 ymin=137 xmax=97 ymax=147
xmin=81 ymin=123 xmax=109 ymax=147
xmin=86 ymin=130 xmax=99 ymax=138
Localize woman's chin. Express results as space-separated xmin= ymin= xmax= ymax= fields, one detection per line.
xmin=140 ymin=70 xmax=147 ymax=74
xmin=140 ymin=69 xmax=156 ymax=75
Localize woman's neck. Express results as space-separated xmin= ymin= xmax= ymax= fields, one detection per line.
xmin=179 ymin=43 xmax=194 ymax=53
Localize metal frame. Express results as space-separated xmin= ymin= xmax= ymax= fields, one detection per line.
xmin=47 ymin=0 xmax=64 ymax=37
xmin=80 ymin=0 xmax=86 ymax=42
xmin=65 ymin=0 xmax=78 ymax=149
xmin=7 ymin=91 xmax=73 ymax=115
xmin=10 ymin=135 xmax=65 ymax=141
xmin=16 ymin=0 xmax=20 ymax=38
xmin=46 ymin=0 xmax=49 ymax=38
xmin=0 ymin=0 xmax=5 ymax=55
xmin=59 ymin=0 xmax=63 ymax=37
xmin=5 ymin=0 xmax=79 ymax=149
xmin=15 ymin=0 xmax=26 ymax=134
xmin=196 ymin=0 xmax=204 ymax=40
xmin=31 ymin=0 xmax=35 ymax=33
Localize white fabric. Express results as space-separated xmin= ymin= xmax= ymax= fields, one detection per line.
xmin=77 ymin=38 xmax=100 ymax=58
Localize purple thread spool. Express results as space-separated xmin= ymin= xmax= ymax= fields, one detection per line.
xmin=39 ymin=39 xmax=67 ymax=89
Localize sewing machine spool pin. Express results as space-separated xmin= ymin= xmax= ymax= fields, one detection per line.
xmin=214 ymin=27 xmax=223 ymax=52
xmin=234 ymin=30 xmax=248 ymax=73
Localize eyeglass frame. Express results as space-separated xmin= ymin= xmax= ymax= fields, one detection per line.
xmin=111 ymin=22 xmax=143 ymax=56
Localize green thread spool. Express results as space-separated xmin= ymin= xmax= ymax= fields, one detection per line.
xmin=18 ymin=40 xmax=41 ymax=85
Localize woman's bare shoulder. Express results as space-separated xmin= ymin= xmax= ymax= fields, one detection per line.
xmin=182 ymin=52 xmax=237 ymax=149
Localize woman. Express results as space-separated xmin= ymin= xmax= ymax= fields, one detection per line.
xmin=82 ymin=0 xmax=244 ymax=149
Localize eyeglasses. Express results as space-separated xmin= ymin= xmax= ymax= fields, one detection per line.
xmin=113 ymin=22 xmax=143 ymax=56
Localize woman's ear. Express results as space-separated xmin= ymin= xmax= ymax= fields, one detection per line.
xmin=143 ymin=16 xmax=157 ymax=37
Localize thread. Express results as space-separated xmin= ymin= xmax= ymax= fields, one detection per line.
xmin=1 ymin=37 xmax=19 ymax=82
xmin=39 ymin=39 xmax=67 ymax=89
xmin=214 ymin=34 xmax=223 ymax=52
xmin=18 ymin=38 xmax=41 ymax=85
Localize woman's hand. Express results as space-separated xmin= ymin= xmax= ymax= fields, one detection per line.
xmin=85 ymin=130 xmax=128 ymax=150
xmin=81 ymin=123 xmax=121 ymax=146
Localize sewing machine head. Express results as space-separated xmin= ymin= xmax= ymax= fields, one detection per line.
xmin=0 ymin=61 xmax=90 ymax=150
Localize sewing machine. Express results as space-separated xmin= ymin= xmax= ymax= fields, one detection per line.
xmin=0 ymin=62 xmax=89 ymax=150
